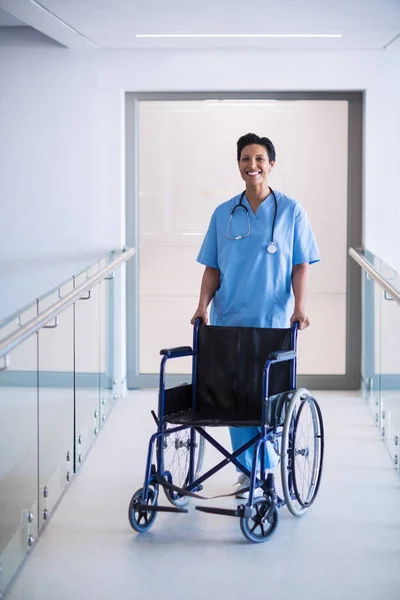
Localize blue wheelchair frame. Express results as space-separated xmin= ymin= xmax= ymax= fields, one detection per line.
xmin=140 ymin=319 xmax=299 ymax=512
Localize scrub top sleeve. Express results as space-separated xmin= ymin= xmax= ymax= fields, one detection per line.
xmin=293 ymin=208 xmax=321 ymax=266
xmin=197 ymin=210 xmax=219 ymax=269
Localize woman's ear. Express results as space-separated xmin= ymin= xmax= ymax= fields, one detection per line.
xmin=268 ymin=161 xmax=276 ymax=173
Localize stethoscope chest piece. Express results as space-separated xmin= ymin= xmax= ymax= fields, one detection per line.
xmin=267 ymin=242 xmax=278 ymax=254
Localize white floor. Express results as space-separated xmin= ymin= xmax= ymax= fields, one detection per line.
xmin=6 ymin=390 xmax=400 ymax=600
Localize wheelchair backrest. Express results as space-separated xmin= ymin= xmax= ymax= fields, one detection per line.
xmin=196 ymin=325 xmax=294 ymax=421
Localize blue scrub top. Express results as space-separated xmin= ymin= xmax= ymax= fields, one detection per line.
xmin=197 ymin=190 xmax=320 ymax=328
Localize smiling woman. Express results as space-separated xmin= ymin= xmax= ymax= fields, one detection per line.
xmin=238 ymin=142 xmax=275 ymax=187
xmin=191 ymin=132 xmax=320 ymax=331
xmin=190 ymin=131 xmax=320 ymax=496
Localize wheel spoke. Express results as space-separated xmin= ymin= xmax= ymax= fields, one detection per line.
xmin=290 ymin=397 xmax=323 ymax=507
xmin=162 ymin=428 xmax=204 ymax=507
xmin=295 ymin=410 xmax=312 ymax=504
xmin=250 ymin=522 xmax=258 ymax=534
xmin=260 ymin=521 xmax=266 ymax=537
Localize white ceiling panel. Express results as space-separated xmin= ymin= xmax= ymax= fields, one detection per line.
xmin=1 ymin=0 xmax=400 ymax=49
xmin=0 ymin=0 xmax=97 ymax=47
xmin=0 ymin=7 xmax=25 ymax=25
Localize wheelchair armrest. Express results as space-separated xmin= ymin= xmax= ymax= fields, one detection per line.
xmin=160 ymin=346 xmax=193 ymax=358
xmin=268 ymin=350 xmax=297 ymax=362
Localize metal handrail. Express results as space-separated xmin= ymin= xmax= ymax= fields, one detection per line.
xmin=349 ymin=247 xmax=400 ymax=306
xmin=0 ymin=247 xmax=135 ymax=359
xmin=0 ymin=251 xmax=118 ymax=328
xmin=0 ymin=298 xmax=38 ymax=329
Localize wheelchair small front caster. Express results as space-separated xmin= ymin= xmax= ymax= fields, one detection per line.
xmin=240 ymin=498 xmax=279 ymax=543
xmin=128 ymin=487 xmax=158 ymax=533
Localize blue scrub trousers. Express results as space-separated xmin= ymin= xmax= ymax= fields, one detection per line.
xmin=229 ymin=426 xmax=280 ymax=473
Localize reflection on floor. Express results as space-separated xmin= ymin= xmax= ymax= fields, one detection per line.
xmin=6 ymin=390 xmax=400 ymax=600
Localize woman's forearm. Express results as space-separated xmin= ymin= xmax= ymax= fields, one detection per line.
xmin=292 ymin=263 xmax=309 ymax=311
xmin=198 ymin=267 xmax=220 ymax=309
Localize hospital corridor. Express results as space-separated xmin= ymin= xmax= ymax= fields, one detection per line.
xmin=4 ymin=390 xmax=400 ymax=600
xmin=1 ymin=1 xmax=400 ymax=599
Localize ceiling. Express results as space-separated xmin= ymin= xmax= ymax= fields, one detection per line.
xmin=0 ymin=0 xmax=399 ymax=50
xmin=0 ymin=7 xmax=24 ymax=26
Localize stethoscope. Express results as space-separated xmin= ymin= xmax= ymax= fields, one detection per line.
xmin=226 ymin=187 xmax=279 ymax=254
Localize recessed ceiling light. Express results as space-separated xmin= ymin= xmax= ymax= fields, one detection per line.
xmin=136 ymin=33 xmax=343 ymax=39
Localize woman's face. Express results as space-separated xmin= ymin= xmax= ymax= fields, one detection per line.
xmin=238 ymin=144 xmax=275 ymax=187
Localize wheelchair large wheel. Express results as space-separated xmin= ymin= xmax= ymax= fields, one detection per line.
xmin=281 ymin=389 xmax=324 ymax=517
xmin=240 ymin=498 xmax=280 ymax=543
xmin=128 ymin=487 xmax=158 ymax=533
xmin=162 ymin=427 xmax=205 ymax=507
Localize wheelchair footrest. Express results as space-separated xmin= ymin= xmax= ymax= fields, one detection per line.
xmin=195 ymin=505 xmax=244 ymax=518
xmin=136 ymin=503 xmax=188 ymax=514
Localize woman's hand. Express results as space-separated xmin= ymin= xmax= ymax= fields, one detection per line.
xmin=190 ymin=307 xmax=208 ymax=325
xmin=290 ymin=309 xmax=310 ymax=330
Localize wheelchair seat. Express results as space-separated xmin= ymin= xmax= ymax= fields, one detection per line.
xmin=164 ymin=324 xmax=294 ymax=427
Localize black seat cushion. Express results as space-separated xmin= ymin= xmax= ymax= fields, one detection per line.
xmin=164 ymin=388 xmax=294 ymax=428
xmin=166 ymin=408 xmax=262 ymax=427
xmin=164 ymin=325 xmax=294 ymax=425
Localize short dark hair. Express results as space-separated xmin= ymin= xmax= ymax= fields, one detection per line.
xmin=237 ymin=133 xmax=276 ymax=162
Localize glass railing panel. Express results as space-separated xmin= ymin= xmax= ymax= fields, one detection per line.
xmin=373 ymin=280 xmax=383 ymax=431
xmin=361 ymin=270 xmax=381 ymax=421
xmin=99 ymin=277 xmax=115 ymax=425
xmin=380 ymin=285 xmax=400 ymax=472
xmin=0 ymin=333 xmax=38 ymax=596
xmin=0 ymin=247 xmax=134 ymax=596
xmin=74 ymin=267 xmax=101 ymax=468
xmin=357 ymin=247 xmax=400 ymax=473
xmin=37 ymin=280 xmax=75 ymax=530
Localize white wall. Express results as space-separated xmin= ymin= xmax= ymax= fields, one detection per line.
xmin=0 ymin=28 xmax=399 ymax=321
xmin=364 ymin=41 xmax=400 ymax=273
xmin=98 ymin=46 xmax=398 ymax=269
xmin=0 ymin=30 xmax=123 ymax=319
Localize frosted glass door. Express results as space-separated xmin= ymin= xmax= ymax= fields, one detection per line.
xmin=136 ymin=99 xmax=348 ymax=378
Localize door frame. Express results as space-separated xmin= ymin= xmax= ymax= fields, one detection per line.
xmin=125 ymin=91 xmax=363 ymax=390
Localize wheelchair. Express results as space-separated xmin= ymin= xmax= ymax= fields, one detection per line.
xmin=128 ymin=319 xmax=324 ymax=543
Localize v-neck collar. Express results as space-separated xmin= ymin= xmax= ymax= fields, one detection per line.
xmin=242 ymin=192 xmax=275 ymax=221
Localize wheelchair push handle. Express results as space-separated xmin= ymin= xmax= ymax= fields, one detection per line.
xmin=194 ymin=318 xmax=299 ymax=331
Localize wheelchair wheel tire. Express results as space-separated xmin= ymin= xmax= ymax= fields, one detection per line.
xmin=280 ymin=389 xmax=324 ymax=517
xmin=163 ymin=428 xmax=205 ymax=508
xmin=240 ymin=498 xmax=280 ymax=543
xmin=128 ymin=487 xmax=158 ymax=533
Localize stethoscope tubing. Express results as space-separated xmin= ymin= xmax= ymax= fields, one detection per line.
xmin=228 ymin=187 xmax=278 ymax=248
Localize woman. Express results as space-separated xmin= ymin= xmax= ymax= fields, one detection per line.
xmin=191 ymin=132 xmax=320 ymax=497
